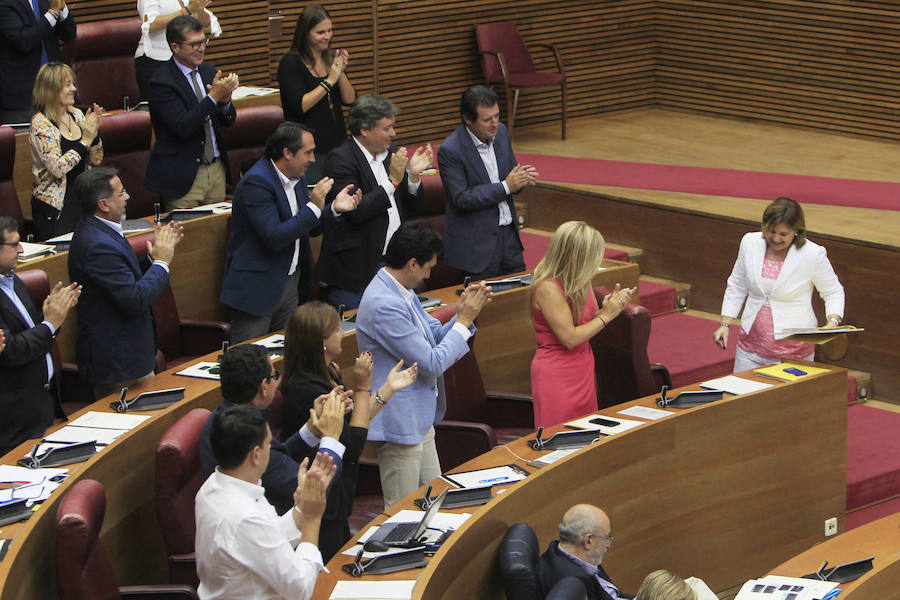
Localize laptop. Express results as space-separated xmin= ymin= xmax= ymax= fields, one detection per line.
xmin=366 ymin=488 xmax=449 ymax=547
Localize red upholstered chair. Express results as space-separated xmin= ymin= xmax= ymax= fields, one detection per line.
xmin=56 ymin=479 xmax=198 ymax=600
xmin=220 ymin=105 xmax=285 ymax=194
xmin=155 ymin=408 xmax=211 ymax=587
xmin=128 ymin=233 xmax=231 ymax=371
xmin=0 ymin=125 xmax=32 ymax=237
xmin=98 ymin=111 xmax=157 ymax=218
xmin=475 ymin=21 xmax=567 ymax=139
xmin=17 ymin=268 xmax=93 ymax=413
xmin=408 ymin=174 xmax=464 ymax=291
xmin=590 ymin=286 xmax=671 ymax=408
xmin=63 ymin=18 xmax=143 ymax=108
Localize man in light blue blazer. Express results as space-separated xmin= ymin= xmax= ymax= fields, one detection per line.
xmin=356 ymin=223 xmax=491 ymax=507
xmin=437 ymin=85 xmax=538 ymax=280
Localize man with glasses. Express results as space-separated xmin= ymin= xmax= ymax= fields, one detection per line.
xmin=198 ymin=343 xmax=347 ymax=515
xmin=145 ymin=15 xmax=238 ymax=210
xmin=536 ymin=503 xmax=633 ymax=600
xmin=0 ymin=215 xmax=80 ymax=454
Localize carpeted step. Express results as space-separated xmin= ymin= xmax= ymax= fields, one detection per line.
xmin=520 ymin=231 xmax=628 ymax=271
xmin=846 ymin=404 xmax=900 ymax=511
xmin=637 ymin=280 xmax=676 ymax=316
xmin=647 ymin=312 xmax=736 ymax=388
xmin=846 ymin=494 xmax=900 ymax=531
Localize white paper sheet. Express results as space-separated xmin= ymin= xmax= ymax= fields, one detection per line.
xmin=43 ymin=425 xmax=125 ymax=446
xmin=443 ymin=465 xmax=526 ymax=488
xmin=0 ymin=478 xmax=62 ymax=503
xmin=330 ymin=580 xmax=416 ymax=599
xmin=701 ymin=375 xmax=773 ymax=396
xmin=255 ymin=334 xmax=285 ymax=349
xmin=529 ymin=448 xmax=579 ymax=468
xmin=0 ymin=465 xmax=68 ymax=484
xmin=565 ymin=414 xmax=645 ymax=435
xmin=616 ymin=405 xmax=674 ymax=420
xmin=175 ymin=362 xmax=221 ymax=380
xmin=67 ymin=411 xmax=150 ymax=430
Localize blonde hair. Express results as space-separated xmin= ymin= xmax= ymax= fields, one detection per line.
xmin=532 ymin=221 xmax=605 ymax=322
xmin=32 ymin=62 xmax=75 ymax=117
xmin=636 ymin=570 xmax=696 ymax=600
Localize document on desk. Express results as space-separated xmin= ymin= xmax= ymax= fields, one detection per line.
xmin=255 ymin=333 xmax=285 ymax=349
xmin=43 ymin=425 xmax=125 ymax=446
xmin=616 ymin=405 xmax=674 ymax=420
xmin=175 ymin=361 xmax=221 ymax=380
xmin=700 ymin=375 xmax=773 ymax=396
xmin=442 ymin=464 xmax=529 ymax=489
xmin=330 ymin=580 xmax=416 ymax=599
xmin=734 ymin=575 xmax=836 ymax=600
xmin=0 ymin=465 xmax=68 ymax=484
xmin=68 ymin=411 xmax=150 ymax=430
xmin=0 ymin=478 xmax=61 ymax=503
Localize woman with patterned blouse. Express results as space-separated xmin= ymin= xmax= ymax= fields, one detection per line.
xmin=29 ymin=63 xmax=103 ymax=241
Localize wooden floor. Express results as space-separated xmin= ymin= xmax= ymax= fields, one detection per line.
xmin=505 ymin=109 xmax=900 ymax=249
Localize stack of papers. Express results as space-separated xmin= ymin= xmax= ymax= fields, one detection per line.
xmin=42 ymin=411 xmax=150 ymax=446
xmin=232 ymin=86 xmax=278 ymax=100
xmin=528 ymin=448 xmax=579 ymax=468
xmin=755 ymin=364 xmax=831 ymax=382
xmin=734 ymin=575 xmax=836 ymax=600
xmin=616 ymin=405 xmax=674 ymax=420
xmin=0 ymin=465 xmax=69 ymax=504
xmin=701 ymin=375 xmax=773 ymax=395
xmin=17 ymin=242 xmax=54 ymax=262
xmin=330 ymin=580 xmax=416 ymax=599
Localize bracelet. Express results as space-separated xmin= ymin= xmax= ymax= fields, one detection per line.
xmin=828 ymin=317 xmax=841 ymax=326
xmin=319 ymin=80 xmax=333 ymax=93
xmin=357 ymin=388 xmax=371 ymax=393
xmin=374 ymin=392 xmax=386 ymax=406
xmin=598 ymin=315 xmax=608 ymax=328
xmin=719 ymin=322 xmax=730 ymax=328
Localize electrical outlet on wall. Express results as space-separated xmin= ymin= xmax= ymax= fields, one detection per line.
xmin=825 ymin=517 xmax=838 ymax=536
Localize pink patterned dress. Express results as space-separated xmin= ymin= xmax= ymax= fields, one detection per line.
xmin=530 ymin=281 xmax=597 ymax=429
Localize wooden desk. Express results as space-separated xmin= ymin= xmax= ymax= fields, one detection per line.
xmin=770 ymin=511 xmax=900 ymax=600
xmin=311 ymin=365 xmax=848 ymax=599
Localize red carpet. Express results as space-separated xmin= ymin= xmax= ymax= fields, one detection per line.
xmin=846 ymin=404 xmax=900 ymax=511
xmin=647 ymin=313 xmax=735 ymax=388
xmin=517 ymin=153 xmax=900 ymax=211
xmin=520 ymin=231 xmax=628 ymax=270
xmin=846 ymin=494 xmax=900 ymax=530
xmin=638 ymin=280 xmax=675 ymax=316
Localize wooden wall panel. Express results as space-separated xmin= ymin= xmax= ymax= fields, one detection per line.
xmin=655 ymin=1 xmax=900 ymax=141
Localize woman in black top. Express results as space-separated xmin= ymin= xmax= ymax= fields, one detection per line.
xmin=278 ymin=4 xmax=355 ymax=183
xmin=281 ymin=301 xmax=416 ymax=560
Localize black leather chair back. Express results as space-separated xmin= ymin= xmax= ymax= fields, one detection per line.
xmin=498 ymin=522 xmax=541 ymax=600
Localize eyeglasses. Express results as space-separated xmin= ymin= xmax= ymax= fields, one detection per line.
xmin=182 ymin=37 xmax=209 ymax=50
xmin=266 ymin=370 xmax=281 ymax=382
xmin=584 ymin=532 xmax=614 ymax=544
xmin=0 ymin=240 xmax=21 ymax=248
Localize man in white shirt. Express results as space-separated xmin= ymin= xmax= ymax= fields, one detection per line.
xmin=437 ymin=85 xmax=538 ymax=281
xmin=195 ymin=403 xmax=336 ymax=600
xmin=315 ymin=94 xmax=433 ymax=310
xmin=219 ymin=121 xmax=360 ymax=343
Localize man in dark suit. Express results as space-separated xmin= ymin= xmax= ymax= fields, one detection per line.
xmin=198 ymin=343 xmax=346 ymax=515
xmin=314 ymin=94 xmax=432 ymax=310
xmin=145 ymin=15 xmax=237 ymax=210
xmin=68 ymin=166 xmax=183 ymax=399
xmin=0 ymin=0 xmax=75 ymax=124
xmin=0 ymin=216 xmax=80 ymax=454
xmin=219 ymin=121 xmax=360 ymax=343
xmin=437 ymin=85 xmax=538 ymax=281
xmin=536 ymin=504 xmax=633 ymax=600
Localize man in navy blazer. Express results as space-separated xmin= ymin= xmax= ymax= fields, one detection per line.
xmin=437 ymin=85 xmax=538 ymax=281
xmin=0 ymin=216 xmax=80 ymax=454
xmin=68 ymin=167 xmax=183 ymax=398
xmin=0 ymin=0 xmax=76 ymax=124
xmin=314 ymin=94 xmax=431 ymax=310
xmin=537 ymin=504 xmax=633 ymax=600
xmin=198 ymin=343 xmax=346 ymax=515
xmin=145 ymin=16 xmax=237 ymax=210
xmin=356 ymin=223 xmax=491 ymax=507
xmin=219 ymin=121 xmax=360 ymax=343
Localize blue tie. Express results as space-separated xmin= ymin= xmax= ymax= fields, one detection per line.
xmin=31 ymin=0 xmax=49 ymax=65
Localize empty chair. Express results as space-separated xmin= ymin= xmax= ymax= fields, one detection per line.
xmin=498 ymin=522 xmax=542 ymax=600
xmin=56 ymin=478 xmax=198 ymax=600
xmin=128 ymin=233 xmax=231 ymax=371
xmin=590 ymin=286 xmax=671 ymax=408
xmin=475 ymin=21 xmax=567 ymax=139
xmin=0 ymin=125 xmax=30 ymax=237
xmin=97 ymin=111 xmax=157 ymax=218
xmin=408 ymin=174 xmax=464 ymax=291
xmin=63 ymin=18 xmax=143 ymax=108
xmin=220 ymin=105 xmax=285 ymax=194
xmin=155 ymin=408 xmax=212 ymax=587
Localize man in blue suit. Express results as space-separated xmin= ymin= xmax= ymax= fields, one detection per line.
xmin=356 ymin=223 xmax=491 ymax=508
xmin=219 ymin=121 xmax=360 ymax=343
xmin=68 ymin=166 xmax=183 ymax=398
xmin=198 ymin=343 xmax=346 ymax=515
xmin=145 ymin=15 xmax=237 ymax=210
xmin=0 ymin=0 xmax=76 ymax=124
xmin=437 ymin=85 xmax=538 ymax=281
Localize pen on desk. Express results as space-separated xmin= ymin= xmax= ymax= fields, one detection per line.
xmin=821 ymin=590 xmax=842 ymax=600
xmin=478 ymin=476 xmax=510 ymax=484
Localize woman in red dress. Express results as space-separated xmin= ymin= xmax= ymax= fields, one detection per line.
xmin=530 ymin=221 xmax=636 ymax=428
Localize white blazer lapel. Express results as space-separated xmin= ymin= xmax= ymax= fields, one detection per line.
xmin=748 ymin=234 xmax=767 ymax=294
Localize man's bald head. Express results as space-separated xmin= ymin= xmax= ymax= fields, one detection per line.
xmin=558 ymin=504 xmax=612 ymax=564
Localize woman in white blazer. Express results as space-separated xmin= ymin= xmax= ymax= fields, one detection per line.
xmin=713 ymin=197 xmax=844 ymax=373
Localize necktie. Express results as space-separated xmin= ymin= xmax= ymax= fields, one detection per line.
xmin=190 ymin=70 xmax=215 ymax=164
xmin=31 ymin=0 xmax=49 ymax=65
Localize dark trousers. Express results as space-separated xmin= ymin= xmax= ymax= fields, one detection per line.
xmin=464 ymin=224 xmax=525 ymax=281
